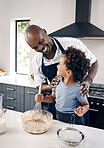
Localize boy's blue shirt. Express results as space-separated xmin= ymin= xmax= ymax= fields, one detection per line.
xmin=52 ymin=77 xmax=87 ymax=113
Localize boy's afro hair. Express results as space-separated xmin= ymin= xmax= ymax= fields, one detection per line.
xmin=64 ymin=46 xmax=90 ymax=82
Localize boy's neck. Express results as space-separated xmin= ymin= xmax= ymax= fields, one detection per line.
xmin=63 ymin=77 xmax=77 ymax=85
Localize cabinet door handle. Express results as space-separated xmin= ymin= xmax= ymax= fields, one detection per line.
xmin=6 ymin=97 xmax=15 ymax=100
xmin=27 ymin=91 xmax=36 ymax=95
xmin=90 ymin=102 xmax=93 ymax=104
xmin=89 ymin=108 xmax=98 ymax=112
xmin=89 ymin=95 xmax=104 ymax=100
xmin=6 ymin=88 xmax=15 ymax=91
xmin=7 ymin=105 xmax=15 ymax=109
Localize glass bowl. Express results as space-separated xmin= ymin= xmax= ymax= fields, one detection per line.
xmin=21 ymin=110 xmax=53 ymax=134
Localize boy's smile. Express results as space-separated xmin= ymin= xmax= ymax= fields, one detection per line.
xmin=57 ymin=54 xmax=67 ymax=77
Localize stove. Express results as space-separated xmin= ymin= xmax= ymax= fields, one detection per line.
xmin=88 ymin=83 xmax=104 ymax=129
xmin=89 ymin=87 xmax=104 ymax=100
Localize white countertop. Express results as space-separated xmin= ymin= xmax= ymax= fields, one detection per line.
xmin=0 ymin=110 xmax=104 ymax=148
xmin=0 ymin=74 xmax=35 ymax=88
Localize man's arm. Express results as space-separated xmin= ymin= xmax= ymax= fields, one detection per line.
xmin=36 ymin=83 xmax=52 ymax=92
xmin=85 ymin=60 xmax=99 ymax=82
xmin=40 ymin=77 xmax=60 ymax=92
xmin=79 ymin=60 xmax=99 ymax=96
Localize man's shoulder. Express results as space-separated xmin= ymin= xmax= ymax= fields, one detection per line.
xmin=57 ymin=37 xmax=81 ymax=43
xmin=33 ymin=52 xmax=42 ymax=60
xmin=32 ymin=52 xmax=42 ymax=64
xmin=57 ymin=37 xmax=84 ymax=49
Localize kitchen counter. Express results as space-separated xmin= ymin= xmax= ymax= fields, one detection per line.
xmin=0 ymin=110 xmax=104 ymax=148
xmin=0 ymin=74 xmax=35 ymax=88
xmin=1 ymin=74 xmax=104 ymax=89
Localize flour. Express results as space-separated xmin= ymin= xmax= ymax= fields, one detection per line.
xmin=23 ymin=118 xmax=51 ymax=133
xmin=22 ymin=110 xmax=53 ymax=134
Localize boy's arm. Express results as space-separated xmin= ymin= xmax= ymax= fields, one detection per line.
xmin=74 ymin=98 xmax=89 ymax=116
xmin=35 ymin=92 xmax=56 ymax=103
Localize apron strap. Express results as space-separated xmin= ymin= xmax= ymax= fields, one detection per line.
xmin=52 ymin=37 xmax=65 ymax=54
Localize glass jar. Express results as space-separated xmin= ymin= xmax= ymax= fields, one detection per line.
xmin=0 ymin=93 xmax=6 ymax=134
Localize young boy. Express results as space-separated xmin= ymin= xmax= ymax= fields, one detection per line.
xmin=35 ymin=47 xmax=90 ymax=125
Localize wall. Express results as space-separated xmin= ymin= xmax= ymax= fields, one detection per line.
xmin=81 ymin=0 xmax=104 ymax=83
xmin=81 ymin=39 xmax=104 ymax=83
xmin=0 ymin=0 xmax=104 ymax=84
xmin=0 ymin=0 xmax=74 ymax=73
xmin=0 ymin=1 xmax=10 ymax=72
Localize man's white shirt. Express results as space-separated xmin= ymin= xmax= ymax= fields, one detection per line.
xmin=32 ymin=37 xmax=96 ymax=87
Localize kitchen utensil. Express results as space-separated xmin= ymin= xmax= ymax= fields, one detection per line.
xmin=21 ymin=81 xmax=53 ymax=134
xmin=57 ymin=114 xmax=85 ymax=146
xmin=34 ymin=81 xmax=42 ymax=112
xmin=0 ymin=93 xmax=6 ymax=134
xmin=21 ymin=109 xmax=53 ymax=134
xmin=0 ymin=94 xmax=3 ymax=118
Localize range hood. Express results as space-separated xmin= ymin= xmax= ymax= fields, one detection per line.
xmin=49 ymin=0 xmax=104 ymax=39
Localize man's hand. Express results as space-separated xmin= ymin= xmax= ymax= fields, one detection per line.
xmin=51 ymin=76 xmax=60 ymax=88
xmin=78 ymin=60 xmax=98 ymax=96
xmin=78 ymin=79 xmax=91 ymax=96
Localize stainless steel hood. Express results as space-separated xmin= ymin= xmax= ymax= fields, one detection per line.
xmin=49 ymin=0 xmax=104 ymax=39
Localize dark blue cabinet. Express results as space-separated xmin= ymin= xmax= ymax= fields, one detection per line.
xmin=0 ymin=83 xmax=25 ymax=112
xmin=25 ymin=87 xmax=48 ymax=111
xmin=25 ymin=87 xmax=38 ymax=111
xmin=0 ymin=83 xmax=48 ymax=112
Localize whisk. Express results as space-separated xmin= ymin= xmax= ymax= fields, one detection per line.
xmin=34 ymin=81 xmax=42 ymax=112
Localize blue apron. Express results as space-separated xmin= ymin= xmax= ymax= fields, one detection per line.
xmin=42 ymin=38 xmax=65 ymax=119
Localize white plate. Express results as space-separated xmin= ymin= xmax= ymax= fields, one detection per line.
xmin=0 ymin=71 xmax=6 ymax=76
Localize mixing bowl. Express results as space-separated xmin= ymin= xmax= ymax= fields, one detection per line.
xmin=21 ymin=110 xmax=53 ymax=134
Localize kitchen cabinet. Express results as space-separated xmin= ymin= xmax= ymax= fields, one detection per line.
xmin=0 ymin=83 xmax=25 ymax=112
xmin=0 ymin=83 xmax=2 ymax=92
xmin=88 ymin=97 xmax=104 ymax=129
xmin=25 ymin=86 xmax=38 ymax=111
xmin=88 ymin=84 xmax=104 ymax=129
xmin=0 ymin=82 xmax=48 ymax=112
xmin=25 ymin=87 xmax=48 ymax=111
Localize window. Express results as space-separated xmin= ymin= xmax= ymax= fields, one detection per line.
xmin=15 ymin=20 xmax=30 ymax=74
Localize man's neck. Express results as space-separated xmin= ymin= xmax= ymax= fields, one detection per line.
xmin=46 ymin=39 xmax=57 ymax=59
xmin=46 ymin=48 xmax=56 ymax=59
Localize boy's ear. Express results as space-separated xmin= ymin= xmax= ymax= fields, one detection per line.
xmin=42 ymin=29 xmax=47 ymax=34
xmin=67 ymin=69 xmax=72 ymax=75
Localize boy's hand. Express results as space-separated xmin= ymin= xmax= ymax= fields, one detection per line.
xmin=74 ymin=106 xmax=84 ymax=117
xmin=35 ymin=94 xmax=44 ymax=102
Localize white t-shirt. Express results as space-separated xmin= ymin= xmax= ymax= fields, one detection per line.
xmin=32 ymin=37 xmax=96 ymax=87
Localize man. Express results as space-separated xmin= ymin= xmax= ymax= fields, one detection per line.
xmin=25 ymin=24 xmax=98 ymax=118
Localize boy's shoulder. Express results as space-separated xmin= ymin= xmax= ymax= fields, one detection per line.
xmin=76 ymin=83 xmax=83 ymax=92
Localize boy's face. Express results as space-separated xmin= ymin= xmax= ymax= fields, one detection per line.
xmin=57 ymin=54 xmax=67 ymax=77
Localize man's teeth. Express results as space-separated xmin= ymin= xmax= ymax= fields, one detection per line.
xmin=43 ymin=47 xmax=47 ymax=52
